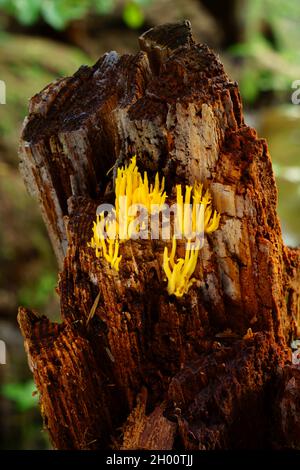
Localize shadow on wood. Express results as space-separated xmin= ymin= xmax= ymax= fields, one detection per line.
xmin=18 ymin=21 xmax=300 ymax=450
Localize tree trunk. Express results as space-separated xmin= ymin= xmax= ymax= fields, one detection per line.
xmin=18 ymin=21 xmax=300 ymax=450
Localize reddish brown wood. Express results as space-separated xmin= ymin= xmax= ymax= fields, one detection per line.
xmin=18 ymin=21 xmax=300 ymax=449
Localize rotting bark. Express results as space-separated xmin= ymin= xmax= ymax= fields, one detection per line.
xmin=18 ymin=21 xmax=300 ymax=450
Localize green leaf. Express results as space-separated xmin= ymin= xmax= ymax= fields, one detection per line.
xmin=239 ymin=68 xmax=260 ymax=104
xmin=13 ymin=0 xmax=41 ymax=26
xmin=94 ymin=0 xmax=114 ymax=15
xmin=123 ymin=2 xmax=144 ymax=29
xmin=1 ymin=380 xmax=39 ymax=411
xmin=18 ymin=271 xmax=56 ymax=309
xmin=0 ymin=0 xmax=14 ymax=11
xmin=41 ymin=0 xmax=90 ymax=30
xmin=134 ymin=0 xmax=152 ymax=5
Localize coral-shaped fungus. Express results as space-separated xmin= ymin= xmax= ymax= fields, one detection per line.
xmin=162 ymin=182 xmax=220 ymax=296
xmin=89 ymin=156 xmax=220 ymax=297
xmin=163 ymin=237 xmax=201 ymax=297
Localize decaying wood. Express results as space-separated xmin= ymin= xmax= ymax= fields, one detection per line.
xmin=271 ymin=364 xmax=300 ymax=449
xmin=18 ymin=21 xmax=300 ymax=449
xmin=121 ymin=388 xmax=176 ymax=450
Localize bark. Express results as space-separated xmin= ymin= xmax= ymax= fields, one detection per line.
xmin=18 ymin=21 xmax=300 ymax=450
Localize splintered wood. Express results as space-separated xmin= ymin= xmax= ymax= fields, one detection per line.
xmin=18 ymin=21 xmax=300 ymax=449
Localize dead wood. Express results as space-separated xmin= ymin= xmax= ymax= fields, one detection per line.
xmin=18 ymin=21 xmax=300 ymax=450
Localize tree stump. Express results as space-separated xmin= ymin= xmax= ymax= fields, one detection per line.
xmin=18 ymin=21 xmax=300 ymax=450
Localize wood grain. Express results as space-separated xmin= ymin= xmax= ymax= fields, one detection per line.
xmin=18 ymin=21 xmax=300 ymax=449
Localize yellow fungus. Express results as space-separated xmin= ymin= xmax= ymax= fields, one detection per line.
xmin=163 ymin=182 xmax=220 ymax=296
xmin=163 ymin=236 xmax=200 ymax=297
xmin=89 ymin=155 xmax=166 ymax=270
xmin=89 ymin=155 xmax=221 ymax=296
xmin=89 ymin=213 xmax=122 ymax=271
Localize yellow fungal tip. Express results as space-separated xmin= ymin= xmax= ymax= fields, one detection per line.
xmin=89 ymin=156 xmax=220 ymax=296
xmin=162 ymin=237 xmax=200 ymax=297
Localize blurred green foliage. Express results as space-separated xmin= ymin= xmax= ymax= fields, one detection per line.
xmin=0 ymin=0 xmax=152 ymax=30
xmin=0 ymin=34 xmax=90 ymax=326
xmin=123 ymin=2 xmax=144 ymax=29
xmin=0 ymin=0 xmax=112 ymax=28
xmin=230 ymin=0 xmax=300 ymax=104
xmin=257 ymin=106 xmax=300 ymax=246
xmin=18 ymin=272 xmax=57 ymax=310
xmin=1 ymin=380 xmax=38 ymax=411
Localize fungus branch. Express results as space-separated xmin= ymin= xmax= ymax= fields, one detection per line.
xmin=89 ymin=156 xmax=220 ymax=296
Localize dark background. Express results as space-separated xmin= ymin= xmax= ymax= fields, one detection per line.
xmin=0 ymin=0 xmax=299 ymax=449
